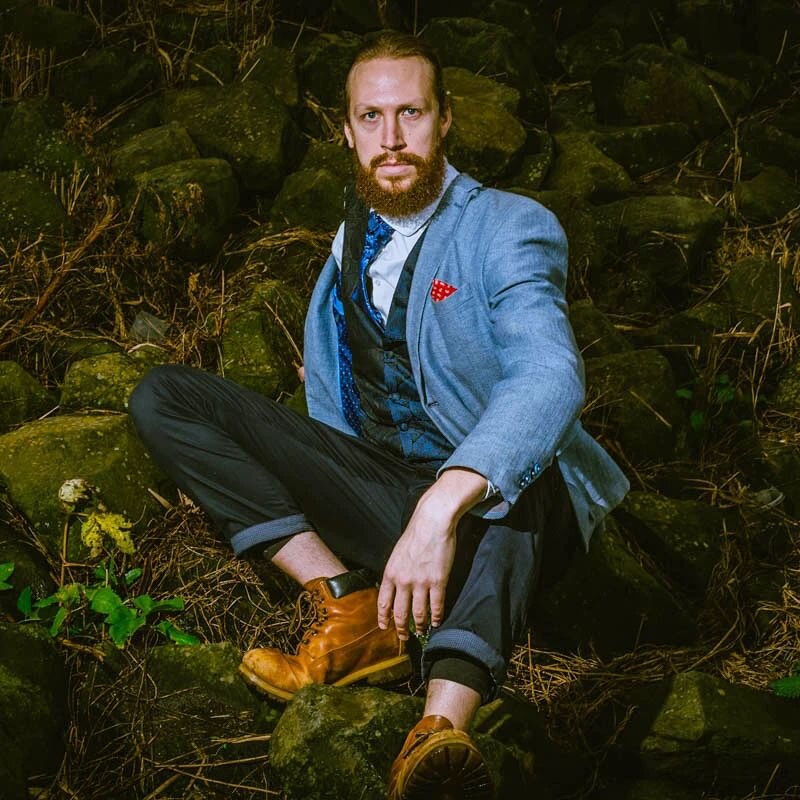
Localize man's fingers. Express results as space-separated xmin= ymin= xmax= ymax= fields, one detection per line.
xmin=429 ymin=584 xmax=445 ymax=628
xmin=377 ymin=580 xmax=394 ymax=630
xmin=393 ymin=586 xmax=412 ymax=641
xmin=412 ymin=587 xmax=429 ymax=632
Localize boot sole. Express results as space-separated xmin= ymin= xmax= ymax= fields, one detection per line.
xmin=238 ymin=653 xmax=412 ymax=702
xmin=393 ymin=731 xmax=494 ymax=800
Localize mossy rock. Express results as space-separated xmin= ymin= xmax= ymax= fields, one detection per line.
xmin=299 ymin=140 xmax=351 ymax=182
xmin=221 ymin=280 xmax=305 ymax=397
xmin=534 ymin=517 xmax=695 ymax=657
xmin=163 ymin=83 xmax=299 ymax=193
xmin=272 ymin=684 xmax=533 ymax=800
xmin=51 ymin=45 xmax=160 ymax=114
xmin=618 ymin=671 xmax=800 ymax=791
xmin=557 ymin=24 xmax=625 ymax=80
xmin=545 ymin=131 xmax=634 ymax=201
xmin=0 ymin=524 xmax=55 ymax=619
xmin=95 ymin=97 xmax=164 ymax=148
xmin=725 ymin=254 xmax=800 ymax=325
xmin=0 ymin=96 xmax=88 ymax=179
xmin=154 ymin=10 xmax=230 ymax=50
xmin=0 ymin=170 xmax=74 ymax=248
xmin=270 ymin=167 xmax=345 ymax=232
xmin=597 ymin=195 xmax=725 ymax=288
xmin=45 ymin=331 xmax=121 ymax=381
xmin=111 ymin=122 xmax=199 ymax=192
xmin=0 ymin=414 xmax=167 ymax=559
xmin=703 ymin=119 xmax=800 ymax=179
xmin=568 ymin=299 xmax=632 ymax=359
xmin=588 ymin=123 xmax=696 ymax=178
xmin=60 ymin=350 xmax=165 ymax=412
xmin=240 ymin=44 xmax=300 ymax=108
xmin=0 ymin=622 xmax=68 ymax=796
xmin=615 ymin=491 xmax=725 ymax=595
xmin=444 ymin=67 xmax=526 ymax=183
xmin=422 ymin=16 xmax=548 ymax=120
xmin=592 ymin=44 xmax=751 ymax=138
xmin=0 ymin=361 xmax=55 ymax=431
xmin=504 ymin=130 xmax=554 ymax=192
xmin=299 ymin=31 xmax=363 ymax=110
xmin=734 ymin=165 xmax=800 ymax=224
xmin=3 ymin=3 xmax=94 ymax=57
xmin=773 ymin=358 xmax=800 ymax=413
xmin=187 ymin=43 xmax=238 ymax=86
xmin=584 ymin=349 xmax=684 ymax=464
xmin=143 ymin=642 xmax=279 ymax=777
xmin=132 ymin=157 xmax=240 ymax=261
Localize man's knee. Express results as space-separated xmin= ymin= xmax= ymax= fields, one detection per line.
xmin=128 ymin=364 xmax=190 ymax=436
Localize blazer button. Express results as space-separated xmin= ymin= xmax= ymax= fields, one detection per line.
xmin=533 ymin=463 xmax=542 ymax=475
xmin=399 ymin=422 xmax=409 ymax=431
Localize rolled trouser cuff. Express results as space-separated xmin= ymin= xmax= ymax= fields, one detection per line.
xmin=230 ymin=514 xmax=313 ymax=556
xmin=422 ymin=627 xmax=504 ymax=703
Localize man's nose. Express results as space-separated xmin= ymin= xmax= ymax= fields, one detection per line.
xmin=381 ymin=115 xmax=405 ymax=150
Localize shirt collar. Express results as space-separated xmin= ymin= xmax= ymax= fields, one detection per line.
xmin=379 ymin=160 xmax=460 ymax=237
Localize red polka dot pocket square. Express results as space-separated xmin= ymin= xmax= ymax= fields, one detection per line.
xmin=430 ymin=279 xmax=458 ymax=302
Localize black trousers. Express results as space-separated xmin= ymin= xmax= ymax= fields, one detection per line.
xmin=128 ymin=364 xmax=576 ymax=699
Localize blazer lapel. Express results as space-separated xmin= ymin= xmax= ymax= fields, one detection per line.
xmin=406 ymin=173 xmax=482 ymax=370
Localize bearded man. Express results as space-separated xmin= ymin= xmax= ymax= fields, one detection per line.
xmin=129 ymin=31 xmax=628 ymax=800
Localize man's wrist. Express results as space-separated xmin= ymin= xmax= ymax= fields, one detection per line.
xmin=422 ymin=467 xmax=488 ymax=519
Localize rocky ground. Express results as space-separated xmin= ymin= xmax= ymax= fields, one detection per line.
xmin=1 ymin=1 xmax=800 ymax=799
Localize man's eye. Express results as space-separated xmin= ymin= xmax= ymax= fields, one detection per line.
xmin=403 ymin=107 xmax=420 ymax=117
xmin=363 ymin=111 xmax=379 ymax=120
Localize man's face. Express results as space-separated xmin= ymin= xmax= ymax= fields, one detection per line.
xmin=344 ymin=56 xmax=452 ymax=218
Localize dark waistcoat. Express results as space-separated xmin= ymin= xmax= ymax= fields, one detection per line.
xmin=340 ymin=195 xmax=453 ymax=470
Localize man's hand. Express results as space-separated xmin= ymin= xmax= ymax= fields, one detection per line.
xmin=377 ymin=468 xmax=488 ymax=640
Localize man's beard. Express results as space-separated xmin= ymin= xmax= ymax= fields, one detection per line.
xmin=353 ymin=140 xmax=446 ymax=219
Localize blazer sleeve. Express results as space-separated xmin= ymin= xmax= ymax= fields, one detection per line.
xmin=437 ymin=198 xmax=585 ymax=507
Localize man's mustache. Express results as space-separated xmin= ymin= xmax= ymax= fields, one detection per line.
xmin=369 ymin=153 xmax=427 ymax=170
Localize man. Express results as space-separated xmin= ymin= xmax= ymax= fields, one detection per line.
xmin=130 ymin=32 xmax=628 ymax=800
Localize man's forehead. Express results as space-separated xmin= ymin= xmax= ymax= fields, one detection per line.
xmin=347 ymin=56 xmax=435 ymax=99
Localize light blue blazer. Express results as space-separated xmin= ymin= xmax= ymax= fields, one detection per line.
xmin=303 ymin=173 xmax=629 ymax=546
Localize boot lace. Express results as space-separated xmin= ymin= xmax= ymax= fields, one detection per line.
xmin=289 ymin=587 xmax=329 ymax=648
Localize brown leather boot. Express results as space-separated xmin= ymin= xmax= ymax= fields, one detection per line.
xmin=387 ymin=715 xmax=494 ymax=800
xmin=239 ymin=570 xmax=410 ymax=701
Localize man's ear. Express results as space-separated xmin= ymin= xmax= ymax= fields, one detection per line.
xmin=439 ymin=104 xmax=452 ymax=139
xmin=344 ymin=119 xmax=354 ymax=149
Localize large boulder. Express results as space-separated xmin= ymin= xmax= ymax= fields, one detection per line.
xmin=616 ymin=671 xmax=800 ymax=792
xmin=0 ymin=361 xmax=55 ymax=431
xmin=773 ymin=358 xmax=800 ymax=413
xmin=221 ymin=280 xmax=306 ymax=398
xmin=299 ymin=31 xmax=362 ymax=109
xmin=163 ymin=83 xmax=300 ymax=193
xmin=588 ymin=123 xmax=695 ymax=178
xmin=140 ymin=643 xmax=279 ymax=789
xmin=2 ymin=3 xmax=94 ymax=57
xmin=186 ymin=43 xmax=238 ymax=87
xmin=0 ymin=96 xmax=88 ymax=179
xmin=131 ymin=157 xmax=240 ymax=260
xmin=0 ymin=170 xmax=73 ymax=246
xmin=734 ymin=165 xmax=800 ymax=224
xmin=240 ymin=44 xmax=300 ymax=108
xmin=110 ymin=122 xmax=199 ymax=194
xmin=271 ymin=684 xmax=536 ymax=800
xmin=534 ymin=518 xmax=696 ymax=657
xmin=724 ymin=254 xmax=800 ymax=327
xmin=422 ymin=17 xmax=548 ymax=120
xmin=592 ymin=44 xmax=751 ymax=138
xmin=614 ymin=491 xmax=726 ymax=595
xmin=584 ymin=349 xmax=684 ymax=464
xmin=0 ymin=622 xmax=68 ymax=800
xmin=269 ymin=167 xmax=345 ymax=232
xmin=443 ymin=67 xmax=526 ymax=183
xmin=568 ymin=299 xmax=633 ymax=359
xmin=544 ymin=131 xmax=635 ymax=201
xmin=703 ymin=119 xmax=800 ymax=179
xmin=596 ymin=195 xmax=725 ymax=289
xmin=0 ymin=413 xmax=167 ymax=559
xmin=557 ymin=24 xmax=626 ymax=80
xmin=60 ymin=349 xmax=165 ymax=413
xmin=51 ymin=45 xmax=160 ymax=114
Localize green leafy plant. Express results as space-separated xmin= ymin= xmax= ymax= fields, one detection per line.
xmin=772 ymin=666 xmax=800 ymax=699
xmin=5 ymin=479 xmax=200 ymax=648
xmin=676 ymin=372 xmax=741 ymax=433
xmin=0 ymin=561 xmax=13 ymax=591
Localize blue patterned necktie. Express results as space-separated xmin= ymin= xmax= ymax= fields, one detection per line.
xmin=333 ymin=209 xmax=394 ymax=434
xmin=355 ymin=210 xmax=394 ymax=329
